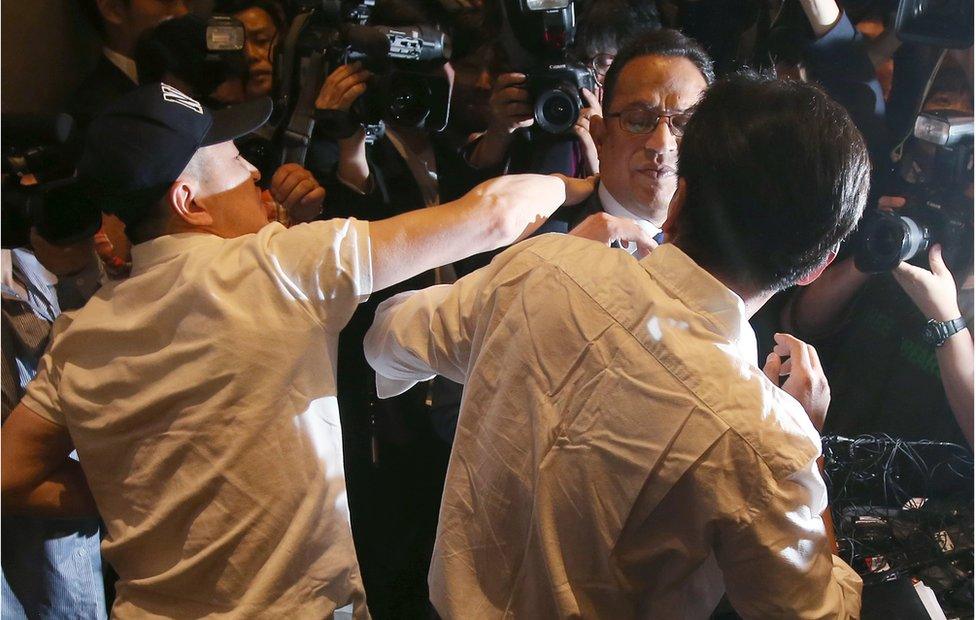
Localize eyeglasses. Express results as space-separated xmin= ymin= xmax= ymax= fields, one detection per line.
xmin=586 ymin=53 xmax=614 ymax=86
xmin=604 ymin=108 xmax=695 ymax=136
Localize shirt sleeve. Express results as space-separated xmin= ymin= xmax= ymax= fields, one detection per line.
xmin=259 ymin=219 xmax=373 ymax=331
xmin=715 ymin=452 xmax=862 ymax=619
xmin=364 ymin=238 xmax=546 ymax=398
xmin=19 ymin=345 xmax=66 ymax=427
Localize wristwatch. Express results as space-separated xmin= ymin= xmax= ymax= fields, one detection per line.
xmin=922 ymin=317 xmax=968 ymax=347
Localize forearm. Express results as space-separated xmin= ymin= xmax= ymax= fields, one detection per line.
xmin=336 ymin=131 xmax=371 ymax=194
xmin=936 ymin=329 xmax=975 ymax=447
xmin=4 ymin=459 xmax=98 ymax=518
xmin=466 ymin=128 xmax=514 ymax=170
xmin=368 ymin=175 xmax=566 ymax=291
xmin=782 ymin=258 xmax=870 ymax=338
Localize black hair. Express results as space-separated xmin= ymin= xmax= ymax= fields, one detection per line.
xmin=212 ymin=0 xmax=287 ymax=33
xmin=601 ymin=28 xmax=715 ymax=114
xmin=573 ymin=0 xmax=661 ymax=60
xmin=673 ymin=71 xmax=870 ymax=293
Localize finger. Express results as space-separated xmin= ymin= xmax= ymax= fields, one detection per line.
xmin=495 ymin=73 xmax=527 ymax=88
xmin=505 ymin=103 xmax=533 ymax=118
xmin=928 ymin=244 xmax=951 ymax=278
xmin=893 ymin=260 xmax=927 ymax=282
xmin=271 ymin=163 xmax=299 ymax=189
xmin=274 ymin=167 xmax=311 ymax=200
xmin=878 ymin=195 xmax=907 ymax=211
xmin=340 ymin=83 xmax=369 ymax=109
xmin=762 ymin=352 xmax=781 ymax=383
xmin=284 ymin=178 xmax=321 ymax=209
xmin=773 ymin=332 xmax=811 ymax=368
xmin=807 ymin=343 xmax=823 ymax=372
xmin=498 ymin=87 xmax=531 ymax=103
xmin=300 ymin=186 xmax=326 ymax=208
xmin=779 ymin=358 xmax=792 ymax=376
xmin=335 ymin=69 xmax=371 ymax=92
xmin=580 ymin=88 xmax=600 ymax=110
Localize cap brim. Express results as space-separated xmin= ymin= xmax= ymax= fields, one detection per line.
xmin=201 ymin=97 xmax=273 ymax=146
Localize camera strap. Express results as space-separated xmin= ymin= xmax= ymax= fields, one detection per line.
xmin=281 ymin=50 xmax=327 ymax=167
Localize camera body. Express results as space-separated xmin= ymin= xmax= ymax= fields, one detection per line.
xmin=855 ymin=110 xmax=974 ymax=273
xmin=525 ymin=63 xmax=596 ymax=134
xmin=500 ymin=0 xmax=595 ymax=135
xmin=342 ymin=24 xmax=452 ymax=131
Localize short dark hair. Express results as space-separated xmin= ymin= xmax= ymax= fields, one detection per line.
xmin=673 ymin=71 xmax=870 ymax=293
xmin=212 ymin=0 xmax=287 ymax=33
xmin=601 ymin=28 xmax=715 ymax=114
xmin=573 ymin=0 xmax=661 ymax=60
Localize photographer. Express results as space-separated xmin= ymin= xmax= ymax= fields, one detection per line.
xmin=306 ymin=1 xmax=495 ymax=615
xmin=465 ymin=0 xmax=660 ymax=177
xmin=213 ymin=0 xmax=288 ymax=101
xmin=782 ymin=66 xmax=974 ymax=448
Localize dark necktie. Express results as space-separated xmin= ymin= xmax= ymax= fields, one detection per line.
xmin=653 ymin=231 xmax=665 ymax=245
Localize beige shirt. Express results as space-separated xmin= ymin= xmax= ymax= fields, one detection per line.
xmin=23 ymin=221 xmax=373 ymax=619
xmin=365 ymin=237 xmax=862 ymax=619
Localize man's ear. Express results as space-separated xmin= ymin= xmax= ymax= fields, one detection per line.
xmin=168 ymin=180 xmax=214 ymax=227
xmin=662 ymin=177 xmax=686 ymax=238
xmin=796 ymin=249 xmax=838 ymax=286
xmin=96 ymin=0 xmax=126 ymax=26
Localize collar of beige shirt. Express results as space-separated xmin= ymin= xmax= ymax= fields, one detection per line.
xmin=639 ymin=245 xmax=752 ymax=350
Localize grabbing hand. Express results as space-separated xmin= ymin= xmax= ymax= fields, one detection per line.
xmin=488 ymin=73 xmax=534 ymax=135
xmin=574 ymin=88 xmax=602 ymax=175
xmin=892 ymin=244 xmax=961 ymax=322
xmin=270 ymin=164 xmax=326 ymax=224
xmin=569 ymin=212 xmax=658 ymax=258
xmin=763 ymin=333 xmax=830 ymax=432
xmin=315 ymin=62 xmax=371 ymax=112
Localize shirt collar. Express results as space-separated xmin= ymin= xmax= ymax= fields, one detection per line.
xmin=130 ymin=232 xmax=225 ymax=274
xmin=639 ymin=244 xmax=750 ymax=346
xmin=103 ymin=47 xmax=139 ymax=84
xmin=598 ymin=183 xmax=661 ymax=237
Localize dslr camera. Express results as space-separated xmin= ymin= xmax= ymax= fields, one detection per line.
xmin=855 ymin=110 xmax=974 ymax=273
xmin=500 ymin=0 xmax=596 ymax=135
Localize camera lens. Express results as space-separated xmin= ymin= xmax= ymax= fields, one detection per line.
xmin=535 ymin=86 xmax=580 ymax=134
xmin=387 ymin=81 xmax=430 ymax=127
xmin=855 ymin=213 xmax=932 ymax=272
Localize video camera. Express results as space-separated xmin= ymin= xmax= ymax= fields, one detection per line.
xmin=1 ymin=114 xmax=100 ymax=250
xmin=135 ymin=14 xmax=249 ymax=107
xmin=499 ymin=0 xmax=596 ymax=135
xmin=275 ymin=0 xmax=452 ymax=164
xmin=855 ymin=110 xmax=974 ymax=273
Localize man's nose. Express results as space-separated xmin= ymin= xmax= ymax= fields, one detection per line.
xmin=643 ymin=118 xmax=678 ymax=155
xmin=171 ymin=1 xmax=190 ymax=18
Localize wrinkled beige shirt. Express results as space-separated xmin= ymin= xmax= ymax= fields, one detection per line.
xmin=366 ymin=237 xmax=862 ymax=619
xmin=24 ymin=221 xmax=373 ymax=619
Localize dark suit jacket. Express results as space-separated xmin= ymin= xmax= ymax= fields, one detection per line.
xmin=68 ymin=55 xmax=138 ymax=136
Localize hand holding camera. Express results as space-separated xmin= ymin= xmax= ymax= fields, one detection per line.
xmin=487 ymin=73 xmax=534 ymax=136
xmin=573 ymin=88 xmax=601 ymax=175
xmin=315 ymin=62 xmax=372 ymax=112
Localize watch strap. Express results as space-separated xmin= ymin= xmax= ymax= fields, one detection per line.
xmin=924 ymin=316 xmax=967 ymax=347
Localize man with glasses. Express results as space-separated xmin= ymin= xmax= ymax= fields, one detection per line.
xmin=554 ymin=28 xmax=714 ymax=252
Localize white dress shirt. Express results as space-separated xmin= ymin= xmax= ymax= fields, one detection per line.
xmin=598 ymin=183 xmax=661 ymax=254
xmin=103 ymin=47 xmax=139 ymax=84
xmin=365 ymin=235 xmax=861 ymax=619
xmin=24 ymin=221 xmax=373 ymax=619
